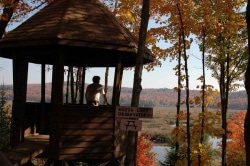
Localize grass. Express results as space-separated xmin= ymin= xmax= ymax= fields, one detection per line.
xmin=141 ymin=107 xmax=175 ymax=136
xmin=141 ymin=106 xmax=241 ymax=137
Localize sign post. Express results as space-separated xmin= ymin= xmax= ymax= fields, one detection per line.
xmin=116 ymin=106 xmax=153 ymax=131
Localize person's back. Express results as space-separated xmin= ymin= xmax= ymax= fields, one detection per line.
xmin=85 ymin=76 xmax=108 ymax=106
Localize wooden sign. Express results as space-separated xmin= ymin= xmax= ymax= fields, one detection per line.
xmin=116 ymin=106 xmax=153 ymax=118
xmin=120 ymin=119 xmax=142 ymax=131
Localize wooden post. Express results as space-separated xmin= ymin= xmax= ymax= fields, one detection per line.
xmin=11 ymin=55 xmax=28 ymax=147
xmin=112 ymin=59 xmax=123 ymax=106
xmin=40 ymin=63 xmax=46 ymax=134
xmin=49 ymin=52 xmax=65 ymax=159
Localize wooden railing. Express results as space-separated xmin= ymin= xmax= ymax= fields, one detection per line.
xmin=24 ymin=103 xmax=127 ymax=161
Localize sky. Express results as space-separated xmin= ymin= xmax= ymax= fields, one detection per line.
xmin=0 ymin=28 xmax=238 ymax=91
xmin=0 ymin=52 xmax=223 ymax=90
xmin=0 ymin=4 xmax=246 ymax=91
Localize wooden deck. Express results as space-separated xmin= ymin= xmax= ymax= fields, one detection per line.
xmin=3 ymin=134 xmax=49 ymax=166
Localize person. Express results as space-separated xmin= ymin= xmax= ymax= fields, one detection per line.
xmin=85 ymin=76 xmax=109 ymax=106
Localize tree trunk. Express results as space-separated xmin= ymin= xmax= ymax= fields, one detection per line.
xmin=125 ymin=0 xmax=150 ymax=165
xmin=175 ymin=34 xmax=181 ymax=164
xmin=176 ymin=3 xmax=191 ymax=165
xmin=70 ymin=66 xmax=75 ymax=103
xmin=0 ymin=1 xmax=18 ymax=39
xmin=198 ymin=26 xmax=206 ymax=166
xmin=245 ymin=2 xmax=250 ymax=165
xmin=105 ymin=67 xmax=109 ymax=94
xmin=220 ymin=62 xmax=227 ymax=166
xmin=66 ymin=67 xmax=70 ymax=104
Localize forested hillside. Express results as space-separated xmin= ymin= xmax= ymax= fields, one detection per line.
xmin=2 ymin=83 xmax=247 ymax=110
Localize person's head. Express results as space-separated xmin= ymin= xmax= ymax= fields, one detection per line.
xmin=92 ymin=76 xmax=100 ymax=83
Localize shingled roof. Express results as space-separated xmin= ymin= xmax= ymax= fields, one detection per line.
xmin=0 ymin=0 xmax=154 ymax=67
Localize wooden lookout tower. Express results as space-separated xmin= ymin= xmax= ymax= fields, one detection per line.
xmin=0 ymin=0 xmax=155 ymax=165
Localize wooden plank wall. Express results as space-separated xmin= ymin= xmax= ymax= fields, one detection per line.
xmin=49 ymin=105 xmax=127 ymax=161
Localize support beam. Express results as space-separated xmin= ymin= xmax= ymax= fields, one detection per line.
xmin=112 ymin=60 xmax=123 ymax=106
xmin=11 ymin=55 xmax=28 ymax=147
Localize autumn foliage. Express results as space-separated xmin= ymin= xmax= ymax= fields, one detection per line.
xmin=226 ymin=111 xmax=246 ymax=166
xmin=172 ymin=110 xmax=224 ymax=165
xmin=136 ymin=132 xmax=156 ymax=166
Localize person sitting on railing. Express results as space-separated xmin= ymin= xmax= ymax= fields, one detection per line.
xmin=85 ymin=75 xmax=109 ymax=106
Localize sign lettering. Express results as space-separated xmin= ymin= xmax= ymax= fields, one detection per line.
xmin=116 ymin=106 xmax=153 ymax=118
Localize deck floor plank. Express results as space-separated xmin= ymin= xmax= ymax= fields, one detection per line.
xmin=4 ymin=135 xmax=49 ymax=166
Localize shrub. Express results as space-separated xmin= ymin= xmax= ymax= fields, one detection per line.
xmin=0 ymin=84 xmax=11 ymax=151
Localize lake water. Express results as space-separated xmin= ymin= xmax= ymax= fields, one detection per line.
xmin=151 ymin=145 xmax=170 ymax=163
xmin=210 ymin=136 xmax=222 ymax=149
xmin=151 ymin=137 xmax=222 ymax=163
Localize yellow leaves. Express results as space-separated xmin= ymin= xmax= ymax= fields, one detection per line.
xmin=120 ymin=11 xmax=135 ymax=23
xmin=189 ymin=99 xmax=194 ymax=105
xmin=194 ymin=96 xmax=201 ymax=105
xmin=196 ymin=110 xmax=224 ymax=136
xmin=176 ymin=110 xmax=188 ymax=120
xmin=171 ymin=108 xmax=224 ymax=165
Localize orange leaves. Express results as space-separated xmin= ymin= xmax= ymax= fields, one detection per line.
xmin=0 ymin=0 xmax=37 ymax=25
xmin=0 ymin=13 xmax=9 ymax=21
xmin=226 ymin=111 xmax=246 ymax=165
xmin=137 ymin=132 xmax=157 ymax=166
